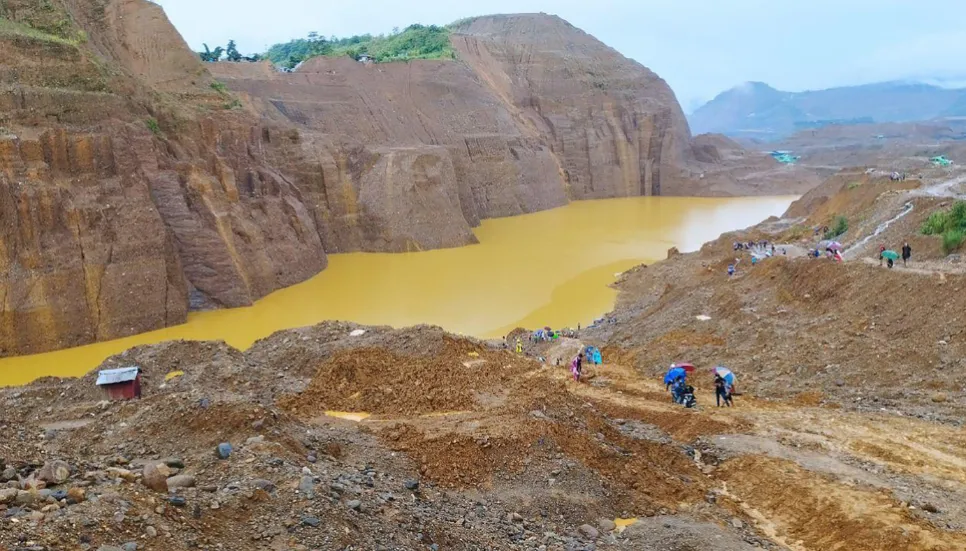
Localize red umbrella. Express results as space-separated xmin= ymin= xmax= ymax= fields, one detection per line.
xmin=674 ymin=362 xmax=696 ymax=373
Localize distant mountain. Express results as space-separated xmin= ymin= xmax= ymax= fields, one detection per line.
xmin=689 ymin=81 xmax=966 ymax=140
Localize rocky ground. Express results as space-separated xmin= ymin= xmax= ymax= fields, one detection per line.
xmin=3 ymin=171 xmax=966 ymax=551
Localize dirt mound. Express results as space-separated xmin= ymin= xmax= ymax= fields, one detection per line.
xmin=280 ymin=340 xmax=535 ymax=416
xmin=4 ymin=305 xmax=966 ymax=551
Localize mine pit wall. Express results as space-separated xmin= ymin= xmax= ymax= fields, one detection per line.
xmin=0 ymin=3 xmax=702 ymax=356
xmin=450 ymin=14 xmax=694 ymax=200
xmin=0 ymin=128 xmax=190 ymax=356
xmin=211 ymin=27 xmax=695 ymax=248
xmin=215 ymin=58 xmax=576 ymax=253
xmin=0 ymin=0 xmax=328 ymax=355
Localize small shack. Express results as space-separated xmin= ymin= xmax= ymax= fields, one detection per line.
xmin=96 ymin=366 xmax=142 ymax=400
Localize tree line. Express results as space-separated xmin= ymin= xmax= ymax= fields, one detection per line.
xmin=198 ymin=40 xmax=262 ymax=63
xmin=264 ymin=24 xmax=454 ymax=70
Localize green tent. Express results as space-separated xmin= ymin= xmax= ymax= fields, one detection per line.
xmin=931 ymin=156 xmax=953 ymax=167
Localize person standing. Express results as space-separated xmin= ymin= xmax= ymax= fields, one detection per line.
xmin=571 ymin=353 xmax=584 ymax=383
xmin=714 ymin=374 xmax=729 ymax=407
xmin=879 ymin=245 xmax=886 ymax=266
xmin=902 ymin=242 xmax=912 ymax=267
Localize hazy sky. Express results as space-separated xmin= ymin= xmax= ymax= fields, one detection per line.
xmin=155 ymin=0 xmax=966 ymax=112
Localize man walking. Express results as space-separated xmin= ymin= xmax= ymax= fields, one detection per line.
xmin=902 ymin=242 xmax=912 ymax=267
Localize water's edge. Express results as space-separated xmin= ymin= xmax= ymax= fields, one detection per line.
xmin=0 ymin=195 xmax=796 ymax=386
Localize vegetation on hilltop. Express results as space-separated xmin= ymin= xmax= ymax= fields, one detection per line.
xmin=198 ymin=39 xmax=262 ymax=62
xmin=922 ymin=200 xmax=966 ymax=253
xmin=264 ymin=24 xmax=454 ymax=69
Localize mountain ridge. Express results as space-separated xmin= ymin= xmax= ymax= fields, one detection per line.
xmin=690 ymin=80 xmax=966 ymax=139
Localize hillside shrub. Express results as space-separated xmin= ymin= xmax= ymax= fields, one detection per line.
xmin=824 ymin=216 xmax=848 ymax=240
xmin=145 ymin=117 xmax=161 ymax=136
xmin=921 ymin=211 xmax=949 ymax=235
xmin=922 ymin=200 xmax=966 ymax=253
xmin=942 ymin=229 xmax=965 ymax=254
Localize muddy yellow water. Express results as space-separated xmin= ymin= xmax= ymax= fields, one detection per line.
xmin=0 ymin=196 xmax=795 ymax=386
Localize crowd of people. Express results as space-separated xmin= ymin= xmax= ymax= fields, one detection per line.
xmin=729 ymin=240 xmax=787 ymax=277
xmin=664 ymin=364 xmax=736 ymax=408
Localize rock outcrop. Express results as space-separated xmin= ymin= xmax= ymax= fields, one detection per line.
xmin=0 ymin=4 xmax=814 ymax=355
xmin=0 ymin=0 xmax=325 ymax=354
xmin=451 ymin=14 xmax=693 ymax=198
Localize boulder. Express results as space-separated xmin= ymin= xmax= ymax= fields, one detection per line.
xmin=579 ymin=524 xmax=600 ymax=539
xmin=142 ymin=463 xmax=172 ymax=492
xmin=252 ymin=479 xmax=276 ymax=492
xmin=166 ymin=475 xmax=196 ymax=490
xmin=161 ymin=457 xmax=185 ymax=469
xmin=298 ymin=476 xmax=315 ymax=499
xmin=15 ymin=490 xmax=38 ymax=506
xmin=67 ymin=487 xmax=86 ymax=504
xmin=216 ymin=443 xmax=233 ymax=460
xmin=0 ymin=487 xmax=17 ymax=504
xmin=931 ymin=393 xmax=948 ymax=403
xmin=598 ymin=518 xmax=617 ymax=532
xmin=37 ymin=460 xmax=71 ymax=484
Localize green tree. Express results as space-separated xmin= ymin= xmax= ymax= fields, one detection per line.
xmin=283 ymin=54 xmax=304 ymax=70
xmin=226 ymin=39 xmax=242 ymax=62
xmin=199 ymin=43 xmax=218 ymax=62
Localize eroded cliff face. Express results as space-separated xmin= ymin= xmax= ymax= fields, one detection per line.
xmin=214 ymin=56 xmax=569 ymax=252
xmin=451 ymin=14 xmax=694 ymax=198
xmin=0 ymin=0 xmax=325 ymax=354
xmin=1 ymin=4 xmax=798 ymax=356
